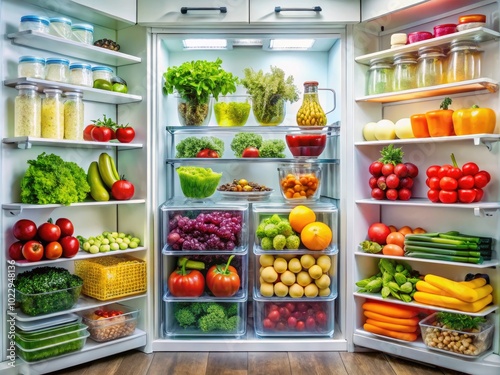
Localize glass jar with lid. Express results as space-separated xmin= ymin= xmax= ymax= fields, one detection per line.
xmin=49 ymin=17 xmax=72 ymax=39
xmin=18 ymin=56 xmax=45 ymax=79
xmin=366 ymin=58 xmax=393 ymax=95
xmin=19 ymin=15 xmax=50 ymax=33
xmin=71 ymin=23 xmax=94 ymax=45
xmin=45 ymin=57 xmax=70 ymax=83
xmin=15 ymin=84 xmax=41 ymax=137
xmin=41 ymin=89 xmax=64 ymax=139
xmin=392 ymin=52 xmax=417 ymax=91
xmin=446 ymin=41 xmax=483 ymax=83
xmin=70 ymin=63 xmax=93 ymax=87
xmin=64 ymin=92 xmax=84 ymax=140
xmin=416 ymin=47 xmax=446 ymax=88
xmin=92 ymin=66 xmax=114 ymax=83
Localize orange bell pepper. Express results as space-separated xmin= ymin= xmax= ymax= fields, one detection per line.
xmin=410 ymin=114 xmax=430 ymax=138
xmin=452 ymin=105 xmax=497 ymax=135
xmin=426 ymin=97 xmax=454 ymax=137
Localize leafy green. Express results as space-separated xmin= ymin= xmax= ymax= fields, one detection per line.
xmin=175 ymin=136 xmax=225 ymax=158
xmin=436 ymin=312 xmax=486 ymax=331
xmin=259 ymin=139 xmax=286 ymax=158
xmin=162 ymin=58 xmax=239 ymax=104
xmin=230 ymin=132 xmax=263 ymax=157
xmin=176 ymin=166 xmax=222 ymax=199
xmin=378 ymin=144 xmax=404 ymax=165
xmin=240 ymin=66 xmax=299 ymax=124
xmin=20 ymin=152 xmax=90 ymax=205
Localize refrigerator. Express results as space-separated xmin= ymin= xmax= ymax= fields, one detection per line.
xmin=1 ymin=0 xmax=499 ymax=374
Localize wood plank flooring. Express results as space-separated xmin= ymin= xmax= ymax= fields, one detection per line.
xmin=48 ymin=350 xmax=470 ymax=375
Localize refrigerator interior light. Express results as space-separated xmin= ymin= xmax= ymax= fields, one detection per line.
xmin=269 ymin=39 xmax=315 ymax=50
xmin=182 ymin=39 xmax=228 ymax=49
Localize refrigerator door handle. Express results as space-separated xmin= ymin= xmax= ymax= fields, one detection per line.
xmin=180 ymin=7 xmax=227 ymax=14
xmin=274 ymin=6 xmax=323 ymax=13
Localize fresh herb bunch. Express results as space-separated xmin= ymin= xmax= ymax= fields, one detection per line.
xmin=378 ymin=144 xmax=404 ymax=165
xmin=20 ymin=152 xmax=90 ymax=205
xmin=162 ymin=58 xmax=239 ymax=105
xmin=435 ymin=312 xmax=486 ymax=331
xmin=240 ymin=66 xmax=300 ymax=124
xmin=175 ymin=136 xmax=225 ymax=158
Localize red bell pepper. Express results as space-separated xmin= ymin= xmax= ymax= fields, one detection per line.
xmin=206 ymin=255 xmax=241 ymax=297
xmin=168 ymin=259 xmax=205 ymax=297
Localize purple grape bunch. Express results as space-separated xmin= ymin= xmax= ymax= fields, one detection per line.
xmin=166 ymin=211 xmax=243 ymax=251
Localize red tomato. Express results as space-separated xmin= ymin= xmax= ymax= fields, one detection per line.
xmin=295 ymin=321 xmax=306 ymax=331
xmin=168 ymin=268 xmax=205 ymax=297
xmin=462 ymin=162 xmax=479 ymax=176
xmin=111 ymin=179 xmax=135 ymax=200
xmin=474 ymin=171 xmax=490 ymax=189
xmin=427 ymin=189 xmax=440 ymax=203
xmin=439 ymin=189 xmax=458 ymax=203
xmin=22 ymin=240 xmax=44 ymax=262
xmin=12 ymin=219 xmax=37 ymax=241
xmin=385 ymin=174 xmax=400 ymax=189
xmin=196 ymin=148 xmax=219 ymax=158
xmin=45 ymin=241 xmax=63 ymax=260
xmin=398 ymin=188 xmax=412 ymax=201
xmin=393 ymin=163 xmax=408 ymax=178
xmin=426 ymin=165 xmax=441 ymax=178
xmin=205 ymin=256 xmax=241 ymax=297
xmin=83 ymin=124 xmax=96 ymax=141
xmin=369 ymin=161 xmax=383 ymax=177
xmin=371 ymin=187 xmax=385 ymax=200
xmin=458 ymin=189 xmax=476 ymax=203
xmin=37 ymin=220 xmax=61 ymax=242
xmin=439 ymin=176 xmax=458 ymax=191
xmin=381 ymin=163 xmax=394 ymax=176
xmin=242 ymin=147 xmax=260 ymax=158
xmin=55 ymin=218 xmax=74 ymax=237
xmin=116 ymin=126 xmax=136 ymax=143
xmin=60 ymin=236 xmax=80 ymax=258
xmin=91 ymin=126 xmax=113 ymax=142
xmin=367 ymin=223 xmax=392 ymax=245
xmin=8 ymin=241 xmax=25 ymax=261
xmin=473 ymin=188 xmax=484 ymax=202
xmin=385 ymin=188 xmax=399 ymax=201
xmin=263 ymin=318 xmax=275 ymax=330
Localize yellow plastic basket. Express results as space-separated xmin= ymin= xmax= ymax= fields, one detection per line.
xmin=74 ymin=255 xmax=147 ymax=301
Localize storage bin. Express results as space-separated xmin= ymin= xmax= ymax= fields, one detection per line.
xmin=15 ymin=322 xmax=89 ymax=362
xmin=74 ymin=255 xmax=147 ymax=301
xmin=164 ymin=300 xmax=246 ymax=337
xmin=163 ymin=252 xmax=248 ymax=300
xmin=160 ymin=199 xmax=249 ymax=252
xmin=79 ymin=303 xmax=138 ymax=342
xmin=49 ymin=17 xmax=72 ymax=39
xmin=15 ymin=284 xmax=82 ymax=317
xmin=92 ymin=65 xmax=114 ymax=83
xmin=18 ymin=56 xmax=45 ymax=79
xmin=419 ymin=312 xmax=494 ymax=357
xmin=253 ymin=297 xmax=335 ymax=337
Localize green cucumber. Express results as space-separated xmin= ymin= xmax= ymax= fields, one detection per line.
xmin=404 ymin=245 xmax=480 ymax=257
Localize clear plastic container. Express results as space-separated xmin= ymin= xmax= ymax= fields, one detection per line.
xmin=64 ymin=91 xmax=84 ymax=140
xmin=71 ymin=23 xmax=94 ymax=44
xmin=45 ymin=57 xmax=70 ymax=83
xmin=15 ymin=84 xmax=41 ymax=137
xmin=392 ymin=52 xmax=417 ymax=91
xmin=15 ymin=283 xmax=82 ymax=316
xmin=41 ymin=88 xmax=64 ymax=139
xmin=19 ymin=15 xmax=50 ymax=33
xmin=18 ymin=56 xmax=45 ymax=79
xmin=92 ymin=66 xmax=114 ymax=83
xmin=277 ymin=163 xmax=322 ymax=201
xmin=69 ymin=63 xmax=93 ymax=87
xmin=446 ymin=40 xmax=483 ymax=83
xmin=417 ymin=47 xmax=446 ymax=87
xmin=366 ymin=58 xmax=393 ymax=95
xmin=49 ymin=17 xmax=72 ymax=39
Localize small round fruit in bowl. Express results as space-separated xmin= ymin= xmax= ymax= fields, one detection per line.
xmin=285 ymin=133 xmax=327 ymax=158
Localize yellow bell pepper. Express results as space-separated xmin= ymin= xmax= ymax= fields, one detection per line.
xmin=452 ymin=105 xmax=496 ymax=135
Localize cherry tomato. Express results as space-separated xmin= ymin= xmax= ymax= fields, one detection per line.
xmin=91 ymin=126 xmax=113 ymax=142
xmin=376 ymin=176 xmax=387 ymax=190
xmin=55 ymin=218 xmax=74 ymax=237
xmin=115 ymin=126 xmax=136 ymax=143
xmin=427 ymin=189 xmax=440 ymax=203
xmin=368 ymin=176 xmax=378 ymax=189
xmin=446 ymin=166 xmax=463 ymax=180
xmin=111 ymin=179 xmax=135 ymax=200
xmin=45 ymin=241 xmax=63 ymax=260
xmin=83 ymin=124 xmax=96 ymax=141
xmin=371 ymin=187 xmax=385 ymax=200
xmin=458 ymin=175 xmax=475 ymax=189
xmin=381 ymin=163 xmax=394 ymax=176
xmin=385 ymin=174 xmax=400 ymax=189
xmin=385 ymin=188 xmax=398 ymax=200
xmin=399 ymin=177 xmax=414 ymax=189
xmin=241 ymin=147 xmax=260 ymax=158
xmin=369 ymin=161 xmax=383 ymax=177
xmin=458 ymin=189 xmax=476 ymax=203
xmin=437 ymin=164 xmax=452 ymax=179
xmin=393 ymin=163 xmax=408 ymax=178
xmin=426 ymin=165 xmax=441 ymax=178
xmin=397 ymin=187 xmax=412 ymax=201
xmin=267 ymin=309 xmax=280 ymax=323
xmin=439 ymin=176 xmax=458 ymax=191
xmin=60 ymin=236 xmax=80 ymax=258
xmin=404 ymin=162 xmax=419 ymax=178
xmin=12 ymin=219 xmax=37 ymax=241
xmin=22 ymin=240 xmax=44 ymax=262
xmin=37 ymin=219 xmax=61 ymax=242
xmin=438 ymin=189 xmax=458 ymax=203
xmin=462 ymin=162 xmax=479 ymax=176
xmin=474 ymin=171 xmax=490 ymax=189
xmin=427 ymin=176 xmax=440 ymax=190
xmin=8 ymin=241 xmax=25 ymax=261
xmin=473 ymin=188 xmax=484 ymax=202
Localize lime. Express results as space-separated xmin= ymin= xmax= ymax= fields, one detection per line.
xmin=93 ymin=79 xmax=113 ymax=91
xmin=112 ymin=82 xmax=128 ymax=93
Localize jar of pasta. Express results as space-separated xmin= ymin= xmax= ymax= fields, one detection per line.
xmin=41 ymin=89 xmax=64 ymax=139
xmin=64 ymin=92 xmax=84 ymax=140
xmin=417 ymin=47 xmax=446 ymax=87
xmin=15 ymin=84 xmax=41 ymax=137
xmin=45 ymin=58 xmax=70 ymax=83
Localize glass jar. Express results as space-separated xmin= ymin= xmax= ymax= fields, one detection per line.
xmin=15 ymin=84 xmax=41 ymax=137
xmin=19 ymin=15 xmax=50 ymax=33
xmin=366 ymin=58 xmax=393 ymax=95
xmin=296 ymin=81 xmax=327 ymax=126
xmin=41 ymin=89 xmax=64 ymax=139
xmin=18 ymin=56 xmax=45 ymax=79
xmin=64 ymin=92 xmax=84 ymax=140
xmin=416 ymin=47 xmax=446 ymax=87
xmin=71 ymin=23 xmax=94 ymax=44
xmin=446 ymin=41 xmax=483 ymax=83
xmin=392 ymin=52 xmax=417 ymax=91
xmin=45 ymin=58 xmax=70 ymax=83
xmin=49 ymin=17 xmax=72 ymax=39
xmin=92 ymin=66 xmax=114 ymax=83
xmin=69 ymin=63 xmax=93 ymax=87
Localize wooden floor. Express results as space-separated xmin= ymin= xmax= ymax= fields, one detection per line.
xmin=48 ymin=350 xmax=470 ymax=375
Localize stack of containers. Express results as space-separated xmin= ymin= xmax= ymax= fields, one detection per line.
xmin=160 ymin=198 xmax=249 ymax=337
xmin=252 ymin=200 xmax=338 ymax=337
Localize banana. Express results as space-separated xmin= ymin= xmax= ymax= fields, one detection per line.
xmin=98 ymin=153 xmax=120 ymax=189
xmin=108 ymin=153 xmax=120 ymax=180
xmin=88 ymin=161 xmax=110 ymax=201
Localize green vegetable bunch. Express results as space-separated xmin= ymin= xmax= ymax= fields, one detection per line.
xmin=255 ymin=214 xmax=300 ymax=251
xmin=20 ymin=152 xmax=90 ymax=205
xmin=15 ymin=267 xmax=83 ymax=316
xmin=175 ymin=136 xmax=225 ymax=158
xmin=230 ymin=132 xmax=286 ymax=158
xmin=240 ymin=66 xmax=299 ymax=124
xmin=174 ymin=302 xmax=240 ymax=332
xmin=176 ymin=166 xmax=222 ymax=199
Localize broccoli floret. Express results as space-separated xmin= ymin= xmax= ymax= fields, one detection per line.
xmin=174 ymin=307 xmax=197 ymax=328
xmin=286 ymin=234 xmax=301 ymax=250
xmin=261 ymin=237 xmax=273 ymax=250
xmin=225 ymin=303 xmax=238 ymax=318
xmin=273 ymin=234 xmax=287 ymax=250
xmin=264 ymin=224 xmax=279 ymax=238
xmin=188 ymin=302 xmax=205 ymax=316
xmin=277 ymin=221 xmax=293 ymax=237
xmin=198 ymin=303 xmax=227 ymax=332
xmin=222 ymin=315 xmax=240 ymax=331
xmin=255 ymin=222 xmax=267 ymax=239
xmin=268 ymin=214 xmax=283 ymax=225
xmin=259 ymin=139 xmax=286 ymax=158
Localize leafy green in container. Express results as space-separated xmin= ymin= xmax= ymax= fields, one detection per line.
xmin=214 ymin=100 xmax=251 ymax=127
xmin=176 ymin=166 xmax=222 ymax=199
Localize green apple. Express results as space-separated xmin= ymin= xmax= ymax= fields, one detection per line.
xmin=112 ymin=82 xmax=128 ymax=93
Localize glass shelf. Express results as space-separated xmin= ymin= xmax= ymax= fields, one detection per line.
xmin=166 ymin=123 xmax=341 ymax=135
xmin=166 ymin=158 xmax=340 ymax=165
xmin=2 ymin=136 xmax=143 ymax=150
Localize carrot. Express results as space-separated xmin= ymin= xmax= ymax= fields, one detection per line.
xmin=362 ymin=300 xmax=419 ymax=318
xmin=363 ymin=323 xmax=418 ymax=342
xmin=424 ymin=274 xmax=478 ymax=303
xmin=363 ymin=310 xmax=419 ymax=326
xmin=413 ymin=291 xmax=493 ymax=313
xmin=459 ymin=278 xmax=487 ymax=289
xmin=365 ymin=318 xmax=419 ymax=333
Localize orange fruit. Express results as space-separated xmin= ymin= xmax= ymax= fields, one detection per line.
xmin=412 ymin=227 xmax=427 ymax=234
xmin=382 ymin=244 xmax=404 ymax=256
xmin=388 ymin=225 xmax=398 ymax=233
xmin=289 ymin=205 xmax=316 ymax=233
xmin=300 ymin=221 xmax=332 ymax=251
xmin=398 ymin=226 xmax=413 ymax=236
xmin=386 ymin=232 xmax=405 ymax=248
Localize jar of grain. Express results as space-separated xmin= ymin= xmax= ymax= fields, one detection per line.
xmin=18 ymin=56 xmax=45 ymax=79
xmin=15 ymin=84 xmax=41 ymax=137
xmin=64 ymin=92 xmax=84 ymax=140
xmin=416 ymin=47 xmax=446 ymax=87
xmin=45 ymin=57 xmax=70 ymax=83
xmin=69 ymin=63 xmax=93 ymax=87
xmin=366 ymin=58 xmax=393 ymax=95
xmin=49 ymin=17 xmax=72 ymax=39
xmin=19 ymin=15 xmax=50 ymax=33
xmin=71 ymin=23 xmax=94 ymax=44
xmin=392 ymin=52 xmax=417 ymax=91
xmin=446 ymin=41 xmax=483 ymax=83
xmin=41 ymin=89 xmax=64 ymax=139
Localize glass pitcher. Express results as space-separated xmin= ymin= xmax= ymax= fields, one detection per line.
xmin=296 ymin=81 xmax=336 ymax=126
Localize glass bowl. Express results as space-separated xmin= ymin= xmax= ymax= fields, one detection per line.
xmin=214 ymin=95 xmax=251 ymax=126
xmin=285 ymin=133 xmax=327 ymax=158
xmin=277 ymin=163 xmax=322 ymax=201
xmin=176 ymin=96 xmax=213 ymax=126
